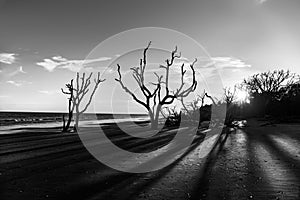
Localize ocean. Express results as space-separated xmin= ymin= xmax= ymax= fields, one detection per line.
xmin=0 ymin=112 xmax=148 ymax=126
xmin=0 ymin=112 xmax=149 ymax=134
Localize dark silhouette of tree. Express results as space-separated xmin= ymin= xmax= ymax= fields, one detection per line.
xmin=73 ymin=72 xmax=105 ymax=131
xmin=115 ymin=42 xmax=197 ymax=129
xmin=223 ymin=87 xmax=237 ymax=125
xmin=204 ymin=92 xmax=228 ymax=125
xmin=243 ymin=70 xmax=295 ymax=95
xmin=160 ymin=106 xmax=182 ymax=127
xmin=204 ymin=92 xmax=218 ymax=106
xmin=243 ymin=70 xmax=296 ymax=116
xmin=277 ymin=76 xmax=300 ymax=100
xmin=223 ymin=86 xmax=237 ymax=105
xmin=62 ymin=72 xmax=105 ymax=132
xmin=61 ymin=79 xmax=75 ymax=132
xmin=270 ymin=77 xmax=300 ymax=117
xmin=180 ymin=90 xmax=206 ymax=123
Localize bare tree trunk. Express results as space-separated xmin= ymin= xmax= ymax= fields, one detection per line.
xmin=62 ymin=114 xmax=66 ymax=131
xmin=151 ymin=117 xmax=159 ymax=129
xmin=74 ymin=107 xmax=79 ymax=132
xmin=62 ymin=109 xmax=73 ymax=132
xmin=148 ymin=110 xmax=156 ymax=129
xmin=115 ymin=42 xmax=197 ymax=130
xmin=62 ymin=72 xmax=104 ymax=133
xmin=65 ymin=112 xmax=73 ymax=131
xmin=71 ymin=72 xmax=105 ymax=132
xmin=153 ymin=104 xmax=161 ymax=129
xmin=61 ymin=79 xmax=74 ymax=133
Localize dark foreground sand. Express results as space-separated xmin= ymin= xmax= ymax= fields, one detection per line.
xmin=199 ymin=119 xmax=300 ymax=200
xmin=0 ymin=120 xmax=299 ymax=200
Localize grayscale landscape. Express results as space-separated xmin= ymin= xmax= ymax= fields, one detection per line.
xmin=0 ymin=0 xmax=300 ymax=199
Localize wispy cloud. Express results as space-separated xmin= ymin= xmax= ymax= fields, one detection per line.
xmin=6 ymin=80 xmax=32 ymax=87
xmin=38 ymin=90 xmax=59 ymax=95
xmin=52 ymin=56 xmax=68 ymax=62
xmin=36 ymin=58 xmax=59 ymax=72
xmin=37 ymin=55 xmax=112 ymax=72
xmin=0 ymin=53 xmax=17 ymax=64
xmin=204 ymin=57 xmax=251 ymax=69
xmin=255 ymin=0 xmax=269 ymax=4
xmin=7 ymin=80 xmax=22 ymax=87
xmin=158 ymin=56 xmax=248 ymax=82
xmin=9 ymin=66 xmax=26 ymax=77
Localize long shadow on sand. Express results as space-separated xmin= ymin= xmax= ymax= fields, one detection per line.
xmin=244 ymin=127 xmax=300 ymax=199
xmin=56 ymin=130 xmax=207 ymax=200
xmin=190 ymin=123 xmax=300 ymax=200
xmin=189 ymin=128 xmax=231 ymax=200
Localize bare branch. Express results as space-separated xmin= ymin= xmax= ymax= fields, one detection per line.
xmin=173 ymin=58 xmax=197 ymax=98
xmin=115 ymin=42 xmax=198 ymax=129
xmin=205 ymin=92 xmax=217 ymax=105
xmin=66 ymin=72 xmax=106 ymax=130
xmin=115 ymin=64 xmax=149 ymax=109
xmin=243 ymin=69 xmax=296 ymax=100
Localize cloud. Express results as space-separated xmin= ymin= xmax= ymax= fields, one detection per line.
xmin=36 ymin=58 xmax=59 ymax=72
xmin=7 ymin=80 xmax=22 ymax=87
xmin=38 ymin=90 xmax=59 ymax=95
xmin=9 ymin=66 xmax=26 ymax=77
xmin=0 ymin=53 xmax=17 ymax=64
xmin=52 ymin=56 xmax=68 ymax=62
xmin=203 ymin=57 xmax=251 ymax=69
xmin=6 ymin=80 xmax=32 ymax=87
xmin=255 ymin=0 xmax=268 ymax=4
xmin=37 ymin=56 xmax=112 ymax=72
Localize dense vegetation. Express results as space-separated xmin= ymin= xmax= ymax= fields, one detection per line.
xmin=163 ymin=69 xmax=300 ymax=127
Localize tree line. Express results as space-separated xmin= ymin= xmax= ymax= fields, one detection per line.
xmin=60 ymin=42 xmax=300 ymax=132
xmin=240 ymin=69 xmax=300 ymax=118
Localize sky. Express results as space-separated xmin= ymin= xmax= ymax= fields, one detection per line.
xmin=0 ymin=0 xmax=300 ymax=113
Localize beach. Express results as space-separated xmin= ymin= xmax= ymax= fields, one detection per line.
xmin=0 ymin=119 xmax=210 ymax=200
xmin=1 ymin=119 xmax=299 ymax=200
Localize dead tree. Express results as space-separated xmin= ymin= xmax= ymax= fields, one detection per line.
xmin=204 ymin=92 xmax=218 ymax=106
xmin=223 ymin=86 xmax=237 ymax=105
xmin=204 ymin=92 xmax=227 ymax=124
xmin=61 ymin=79 xmax=75 ymax=132
xmin=115 ymin=42 xmax=197 ymax=129
xmin=243 ymin=70 xmax=295 ymax=116
xmin=223 ymin=87 xmax=237 ymax=125
xmin=72 ymin=72 xmax=105 ymax=131
xmin=179 ymin=90 xmax=206 ymax=123
xmin=243 ymin=70 xmax=295 ymax=95
xmin=160 ymin=106 xmax=181 ymax=126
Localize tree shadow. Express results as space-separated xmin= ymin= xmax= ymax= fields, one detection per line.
xmin=258 ymin=133 xmax=300 ymax=177
xmin=243 ymin=126 xmax=300 ymax=199
xmin=244 ymin=128 xmax=277 ymax=199
xmin=188 ymin=128 xmax=231 ymax=200
xmin=56 ymin=129 xmax=208 ymax=200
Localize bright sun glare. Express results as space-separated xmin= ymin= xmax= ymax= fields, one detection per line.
xmin=236 ymin=90 xmax=249 ymax=103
